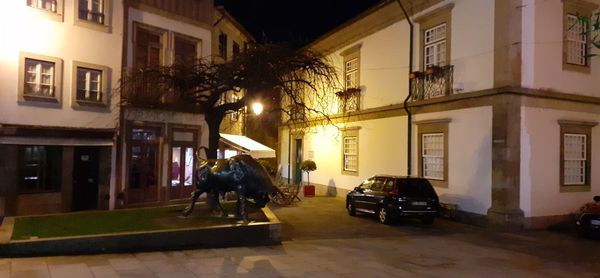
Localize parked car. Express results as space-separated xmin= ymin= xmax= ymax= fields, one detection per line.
xmin=575 ymin=196 xmax=600 ymax=238
xmin=346 ymin=175 xmax=440 ymax=225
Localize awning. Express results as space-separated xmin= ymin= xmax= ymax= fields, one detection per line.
xmin=219 ymin=133 xmax=275 ymax=158
xmin=0 ymin=136 xmax=114 ymax=146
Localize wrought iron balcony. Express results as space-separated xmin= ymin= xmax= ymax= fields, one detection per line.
xmin=410 ymin=65 xmax=454 ymax=101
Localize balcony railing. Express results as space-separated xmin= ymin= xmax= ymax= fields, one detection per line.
xmin=410 ymin=65 xmax=454 ymax=101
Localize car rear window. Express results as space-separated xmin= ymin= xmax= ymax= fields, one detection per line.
xmin=396 ymin=178 xmax=436 ymax=197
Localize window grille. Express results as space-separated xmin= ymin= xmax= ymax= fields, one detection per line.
xmin=564 ymin=133 xmax=586 ymax=185
xmin=566 ymin=15 xmax=588 ymax=66
xmin=422 ymin=133 xmax=444 ymax=179
xmin=345 ymin=58 xmax=359 ymax=89
xmin=343 ymin=136 xmax=358 ymax=172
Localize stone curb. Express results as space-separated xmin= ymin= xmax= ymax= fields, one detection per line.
xmin=0 ymin=207 xmax=281 ymax=258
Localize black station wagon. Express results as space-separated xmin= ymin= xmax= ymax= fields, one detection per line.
xmin=346 ymin=175 xmax=440 ymax=225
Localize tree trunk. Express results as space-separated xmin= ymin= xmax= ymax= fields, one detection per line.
xmin=205 ymin=113 xmax=224 ymax=159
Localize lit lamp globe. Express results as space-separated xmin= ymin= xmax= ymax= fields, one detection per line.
xmin=252 ymin=102 xmax=263 ymax=115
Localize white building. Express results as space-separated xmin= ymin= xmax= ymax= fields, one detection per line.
xmin=279 ymin=0 xmax=600 ymax=229
xmin=0 ymin=0 xmax=124 ymax=215
xmin=0 ymin=0 xmax=217 ymax=216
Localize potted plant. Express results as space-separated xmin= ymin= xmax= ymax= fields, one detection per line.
xmin=300 ymin=160 xmax=317 ymax=197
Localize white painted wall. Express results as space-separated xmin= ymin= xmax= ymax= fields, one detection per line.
xmin=0 ymin=0 xmax=124 ymax=128
xmin=415 ymin=0 xmax=495 ymax=93
xmin=520 ymin=0 xmax=600 ymax=96
xmin=414 ymin=106 xmax=493 ymax=215
xmin=280 ymin=116 xmax=408 ymax=191
xmin=520 ymin=106 xmax=600 ymax=217
xmin=311 ymin=0 xmax=496 ymax=117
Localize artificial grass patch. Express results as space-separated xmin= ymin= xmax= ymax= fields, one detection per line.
xmin=11 ymin=202 xmax=268 ymax=240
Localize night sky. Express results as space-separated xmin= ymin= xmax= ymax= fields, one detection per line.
xmin=216 ymin=0 xmax=383 ymax=47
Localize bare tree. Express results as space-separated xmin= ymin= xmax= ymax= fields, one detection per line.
xmin=120 ymin=43 xmax=340 ymax=158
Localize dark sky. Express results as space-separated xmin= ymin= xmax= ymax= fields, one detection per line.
xmin=216 ymin=0 xmax=383 ymax=47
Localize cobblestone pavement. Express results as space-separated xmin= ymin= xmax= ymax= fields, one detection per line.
xmin=1 ymin=197 xmax=600 ymax=277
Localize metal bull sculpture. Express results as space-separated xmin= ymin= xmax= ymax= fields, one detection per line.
xmin=182 ymin=152 xmax=278 ymax=221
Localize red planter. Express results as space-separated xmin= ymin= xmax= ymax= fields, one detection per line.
xmin=303 ymin=185 xmax=315 ymax=197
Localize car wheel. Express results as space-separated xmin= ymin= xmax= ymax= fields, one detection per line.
xmin=378 ymin=206 xmax=393 ymax=225
xmin=347 ymin=200 xmax=356 ymax=216
xmin=421 ymin=216 xmax=435 ymax=225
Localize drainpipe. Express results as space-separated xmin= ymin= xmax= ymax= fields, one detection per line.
xmin=396 ymin=0 xmax=414 ymax=176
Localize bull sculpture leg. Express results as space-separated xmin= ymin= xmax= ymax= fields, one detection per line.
xmin=182 ymin=189 xmax=202 ymax=217
xmin=235 ymin=183 xmax=248 ymax=221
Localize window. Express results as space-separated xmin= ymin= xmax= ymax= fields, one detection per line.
xmin=424 ymin=23 xmax=447 ymax=68
xmin=219 ymin=32 xmax=228 ymax=60
xmin=134 ymin=24 xmax=164 ymax=68
xmin=25 ymin=59 xmax=55 ymax=98
xmin=77 ymin=67 xmax=101 ymax=101
xmin=78 ymin=0 xmax=104 ymax=24
xmin=27 ymin=0 xmax=58 ymax=13
xmin=230 ymin=94 xmax=240 ymax=121
xmin=72 ymin=61 xmax=110 ymax=106
xmin=233 ymin=42 xmax=240 ymax=59
xmin=345 ymin=58 xmax=359 ymax=89
xmin=289 ymin=103 xmax=306 ymax=122
xmin=18 ymin=146 xmax=62 ymax=194
xmin=174 ymin=34 xmax=199 ymax=65
xmin=339 ymin=44 xmax=361 ymax=113
xmin=559 ymin=120 xmax=595 ymax=191
xmin=422 ymin=133 xmax=444 ymax=179
xmin=19 ymin=52 xmax=63 ymax=103
xmin=563 ymin=134 xmax=586 ymax=185
xmin=562 ymin=0 xmax=596 ymax=72
xmin=341 ymin=128 xmax=360 ymax=175
xmin=417 ymin=119 xmax=450 ymax=187
xmin=417 ymin=4 xmax=452 ymax=70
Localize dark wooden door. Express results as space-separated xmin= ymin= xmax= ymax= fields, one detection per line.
xmin=128 ymin=144 xmax=159 ymax=203
xmin=128 ymin=126 xmax=160 ymax=204
xmin=294 ymin=138 xmax=303 ymax=184
xmin=72 ymin=147 xmax=99 ymax=211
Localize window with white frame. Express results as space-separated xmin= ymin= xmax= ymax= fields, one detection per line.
xmin=76 ymin=67 xmax=103 ymax=103
xmin=230 ymin=94 xmax=240 ymax=121
xmin=424 ymin=23 xmax=446 ymax=68
xmin=24 ymin=58 xmax=55 ymax=98
xmin=345 ymin=58 xmax=359 ymax=89
xmin=563 ymin=133 xmax=586 ymax=185
xmin=27 ymin=0 xmax=58 ymax=13
xmin=422 ymin=133 xmax=444 ymax=180
xmin=343 ymin=136 xmax=358 ymax=172
xmin=78 ymin=0 xmax=104 ymax=24
xmin=566 ymin=14 xmax=587 ymax=66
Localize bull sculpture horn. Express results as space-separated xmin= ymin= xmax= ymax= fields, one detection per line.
xmin=195 ymin=146 xmax=210 ymax=167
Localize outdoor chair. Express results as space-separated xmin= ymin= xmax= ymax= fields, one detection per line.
xmin=271 ymin=183 xmax=302 ymax=206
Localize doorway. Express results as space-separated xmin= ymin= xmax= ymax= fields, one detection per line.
xmin=170 ymin=128 xmax=197 ymax=200
xmin=72 ymin=147 xmax=99 ymax=211
xmin=127 ymin=127 xmax=160 ymax=204
xmin=293 ymin=138 xmax=303 ymax=185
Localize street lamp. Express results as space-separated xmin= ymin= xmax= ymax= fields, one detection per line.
xmin=244 ymin=101 xmax=263 ymax=135
xmin=252 ymin=102 xmax=263 ymax=115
